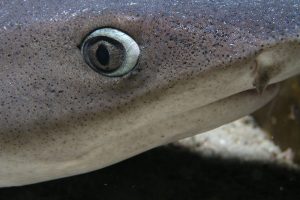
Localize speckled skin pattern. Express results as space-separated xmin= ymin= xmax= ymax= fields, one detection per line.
xmin=0 ymin=0 xmax=300 ymax=186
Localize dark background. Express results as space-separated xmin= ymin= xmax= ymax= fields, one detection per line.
xmin=0 ymin=145 xmax=299 ymax=200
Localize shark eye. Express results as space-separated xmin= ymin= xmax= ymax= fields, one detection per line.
xmin=81 ymin=28 xmax=140 ymax=77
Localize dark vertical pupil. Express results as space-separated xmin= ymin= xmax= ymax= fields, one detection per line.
xmin=96 ymin=44 xmax=110 ymax=66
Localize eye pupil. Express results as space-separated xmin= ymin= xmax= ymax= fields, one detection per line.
xmin=96 ymin=44 xmax=110 ymax=66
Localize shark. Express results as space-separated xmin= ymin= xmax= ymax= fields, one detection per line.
xmin=0 ymin=0 xmax=299 ymax=187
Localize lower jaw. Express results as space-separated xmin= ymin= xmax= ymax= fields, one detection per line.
xmin=0 ymin=84 xmax=278 ymax=187
xmin=154 ymin=83 xmax=279 ymax=142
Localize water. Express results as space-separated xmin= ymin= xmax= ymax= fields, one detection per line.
xmin=254 ymin=75 xmax=300 ymax=164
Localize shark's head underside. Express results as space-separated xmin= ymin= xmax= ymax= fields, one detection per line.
xmin=0 ymin=0 xmax=299 ymax=186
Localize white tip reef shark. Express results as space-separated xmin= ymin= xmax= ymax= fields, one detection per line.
xmin=0 ymin=0 xmax=300 ymax=187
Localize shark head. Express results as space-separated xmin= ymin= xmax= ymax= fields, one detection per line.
xmin=0 ymin=0 xmax=299 ymax=186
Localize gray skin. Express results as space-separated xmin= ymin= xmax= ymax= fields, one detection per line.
xmin=0 ymin=0 xmax=300 ymax=187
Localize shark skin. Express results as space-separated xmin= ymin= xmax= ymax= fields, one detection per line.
xmin=0 ymin=0 xmax=300 ymax=187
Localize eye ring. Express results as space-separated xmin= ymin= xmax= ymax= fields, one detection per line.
xmin=81 ymin=28 xmax=140 ymax=77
